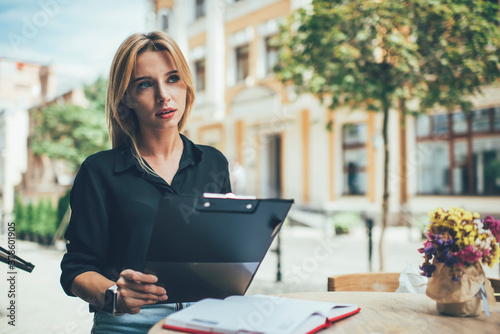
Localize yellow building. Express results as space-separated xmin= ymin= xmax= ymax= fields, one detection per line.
xmin=148 ymin=0 xmax=500 ymax=224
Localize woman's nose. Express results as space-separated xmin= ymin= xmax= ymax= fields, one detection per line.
xmin=156 ymin=82 xmax=171 ymax=103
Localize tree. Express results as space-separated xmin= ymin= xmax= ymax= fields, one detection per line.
xmin=31 ymin=77 xmax=110 ymax=172
xmin=275 ymin=0 xmax=500 ymax=270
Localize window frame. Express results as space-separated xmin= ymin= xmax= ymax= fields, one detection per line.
xmin=416 ymin=107 xmax=500 ymax=196
xmin=194 ymin=59 xmax=206 ymax=92
xmin=264 ymin=35 xmax=278 ymax=75
xmin=195 ymin=0 xmax=206 ymax=20
xmin=235 ymin=44 xmax=250 ymax=83
xmin=342 ymin=122 xmax=368 ymax=196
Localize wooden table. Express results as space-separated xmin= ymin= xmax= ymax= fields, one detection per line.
xmin=149 ymin=292 xmax=500 ymax=333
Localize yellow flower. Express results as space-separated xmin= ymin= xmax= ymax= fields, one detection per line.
xmin=463 ymin=224 xmax=473 ymax=233
xmin=487 ymin=244 xmax=500 ymax=268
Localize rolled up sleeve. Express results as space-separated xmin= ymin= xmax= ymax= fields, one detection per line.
xmin=60 ymin=160 xmax=110 ymax=296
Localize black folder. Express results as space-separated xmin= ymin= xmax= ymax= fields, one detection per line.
xmin=144 ymin=194 xmax=294 ymax=303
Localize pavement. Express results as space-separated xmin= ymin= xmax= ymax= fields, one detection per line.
xmin=0 ymin=223 xmax=498 ymax=334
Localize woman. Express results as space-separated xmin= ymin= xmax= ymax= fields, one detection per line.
xmin=60 ymin=31 xmax=231 ymax=333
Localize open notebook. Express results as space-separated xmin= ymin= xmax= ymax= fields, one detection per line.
xmin=163 ymin=295 xmax=360 ymax=334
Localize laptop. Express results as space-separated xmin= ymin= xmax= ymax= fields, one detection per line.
xmin=144 ymin=193 xmax=294 ymax=303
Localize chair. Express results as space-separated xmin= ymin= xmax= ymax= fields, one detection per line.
xmin=328 ymin=273 xmax=500 ymax=301
xmin=489 ymin=277 xmax=500 ymax=302
xmin=328 ymin=272 xmax=401 ymax=292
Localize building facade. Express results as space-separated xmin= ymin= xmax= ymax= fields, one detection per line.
xmin=15 ymin=87 xmax=88 ymax=206
xmin=0 ymin=58 xmax=57 ymax=227
xmin=148 ymin=0 xmax=500 ymax=224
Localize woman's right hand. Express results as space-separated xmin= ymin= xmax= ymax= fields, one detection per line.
xmin=116 ymin=269 xmax=168 ymax=314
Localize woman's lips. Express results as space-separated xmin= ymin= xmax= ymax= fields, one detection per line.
xmin=156 ymin=108 xmax=176 ymax=119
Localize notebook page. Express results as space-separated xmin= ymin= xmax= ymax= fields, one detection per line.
xmin=165 ymin=299 xmax=249 ymax=333
xmin=165 ymin=296 xmax=359 ymax=334
xmin=225 ymin=295 xmax=357 ymax=333
xmin=229 ymin=295 xmax=358 ymax=320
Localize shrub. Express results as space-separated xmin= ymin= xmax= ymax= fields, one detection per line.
xmin=25 ymin=202 xmax=36 ymax=238
xmin=13 ymin=196 xmax=26 ymax=236
xmin=37 ymin=199 xmax=57 ymax=241
xmin=332 ymin=212 xmax=361 ymax=234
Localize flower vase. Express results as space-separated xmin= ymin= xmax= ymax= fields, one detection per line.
xmin=425 ymin=262 xmax=493 ymax=317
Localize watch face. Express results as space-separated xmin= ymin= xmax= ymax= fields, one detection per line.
xmin=103 ymin=287 xmax=116 ymax=313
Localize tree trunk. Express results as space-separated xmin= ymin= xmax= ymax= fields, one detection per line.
xmin=379 ymin=101 xmax=390 ymax=272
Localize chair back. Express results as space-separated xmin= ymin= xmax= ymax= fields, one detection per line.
xmin=328 ymin=272 xmax=400 ymax=292
xmin=328 ymin=273 xmax=500 ymax=300
xmin=489 ymin=277 xmax=500 ymax=302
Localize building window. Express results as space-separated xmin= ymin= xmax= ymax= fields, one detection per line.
xmin=160 ymin=13 xmax=169 ymax=31
xmin=235 ymin=44 xmax=250 ymax=83
xmin=195 ymin=59 xmax=205 ymax=92
xmin=195 ymin=0 xmax=206 ymax=19
xmin=265 ymin=36 xmax=278 ymax=75
xmin=416 ymin=107 xmax=500 ymax=195
xmin=342 ymin=123 xmax=368 ymax=195
xmin=494 ymin=107 xmax=500 ymax=130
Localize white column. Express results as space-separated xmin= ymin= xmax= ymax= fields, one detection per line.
xmin=173 ymin=1 xmax=189 ymax=58
xmin=206 ymin=0 xmax=226 ymax=120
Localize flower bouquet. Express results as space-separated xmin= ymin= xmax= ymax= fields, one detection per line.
xmin=418 ymin=207 xmax=499 ymax=316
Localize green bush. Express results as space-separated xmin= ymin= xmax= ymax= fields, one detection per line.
xmin=13 ymin=197 xmax=58 ymax=243
xmin=25 ymin=202 xmax=36 ymax=237
xmin=37 ymin=199 xmax=57 ymax=238
xmin=13 ymin=196 xmax=26 ymax=236
xmin=332 ymin=212 xmax=361 ymax=234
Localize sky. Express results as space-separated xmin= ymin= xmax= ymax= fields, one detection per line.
xmin=0 ymin=0 xmax=149 ymax=94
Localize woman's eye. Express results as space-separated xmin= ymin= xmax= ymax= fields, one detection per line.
xmin=168 ymin=75 xmax=180 ymax=83
xmin=137 ymin=81 xmax=152 ymax=90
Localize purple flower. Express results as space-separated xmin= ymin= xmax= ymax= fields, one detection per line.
xmin=435 ymin=236 xmax=454 ymax=248
xmin=418 ymin=240 xmax=436 ymax=256
xmin=419 ymin=263 xmax=436 ymax=277
xmin=483 ymin=215 xmax=500 ymax=240
xmin=443 ymin=252 xmax=459 ymax=267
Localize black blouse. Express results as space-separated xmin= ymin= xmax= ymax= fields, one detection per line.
xmin=60 ymin=134 xmax=231 ymax=297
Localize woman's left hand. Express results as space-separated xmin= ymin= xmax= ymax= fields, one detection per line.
xmin=116 ymin=269 xmax=168 ymax=314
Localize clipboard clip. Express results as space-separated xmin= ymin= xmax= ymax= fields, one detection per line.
xmin=198 ymin=193 xmax=258 ymax=213
xmin=203 ymin=193 xmax=257 ymax=200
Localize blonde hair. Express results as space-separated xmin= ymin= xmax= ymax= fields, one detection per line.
xmin=106 ymin=31 xmax=195 ymax=172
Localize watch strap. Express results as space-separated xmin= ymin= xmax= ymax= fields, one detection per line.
xmin=104 ymin=284 xmax=124 ymax=316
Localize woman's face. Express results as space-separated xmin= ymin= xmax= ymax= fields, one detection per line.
xmin=125 ymin=50 xmax=187 ymax=133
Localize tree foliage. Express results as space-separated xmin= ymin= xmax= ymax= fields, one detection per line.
xmin=31 ymin=77 xmax=110 ymax=171
xmin=275 ymin=0 xmax=500 ymax=114
xmin=275 ymin=0 xmax=500 ymax=270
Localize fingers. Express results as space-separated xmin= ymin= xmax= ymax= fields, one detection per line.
xmin=118 ymin=282 xmax=167 ymax=301
xmin=118 ymin=279 xmax=162 ymax=293
xmin=117 ymin=271 xmax=166 ymax=297
xmin=115 ymin=269 xmax=168 ymax=314
xmin=119 ymin=269 xmax=159 ymax=284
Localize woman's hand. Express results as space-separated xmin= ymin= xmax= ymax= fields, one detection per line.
xmin=116 ymin=269 xmax=168 ymax=314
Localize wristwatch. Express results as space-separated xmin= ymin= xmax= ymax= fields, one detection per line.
xmin=103 ymin=284 xmax=124 ymax=316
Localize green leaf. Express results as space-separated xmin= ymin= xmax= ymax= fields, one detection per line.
xmin=32 ymin=78 xmax=110 ymax=171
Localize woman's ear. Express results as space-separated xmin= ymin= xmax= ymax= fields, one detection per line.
xmin=121 ymin=93 xmax=135 ymax=109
